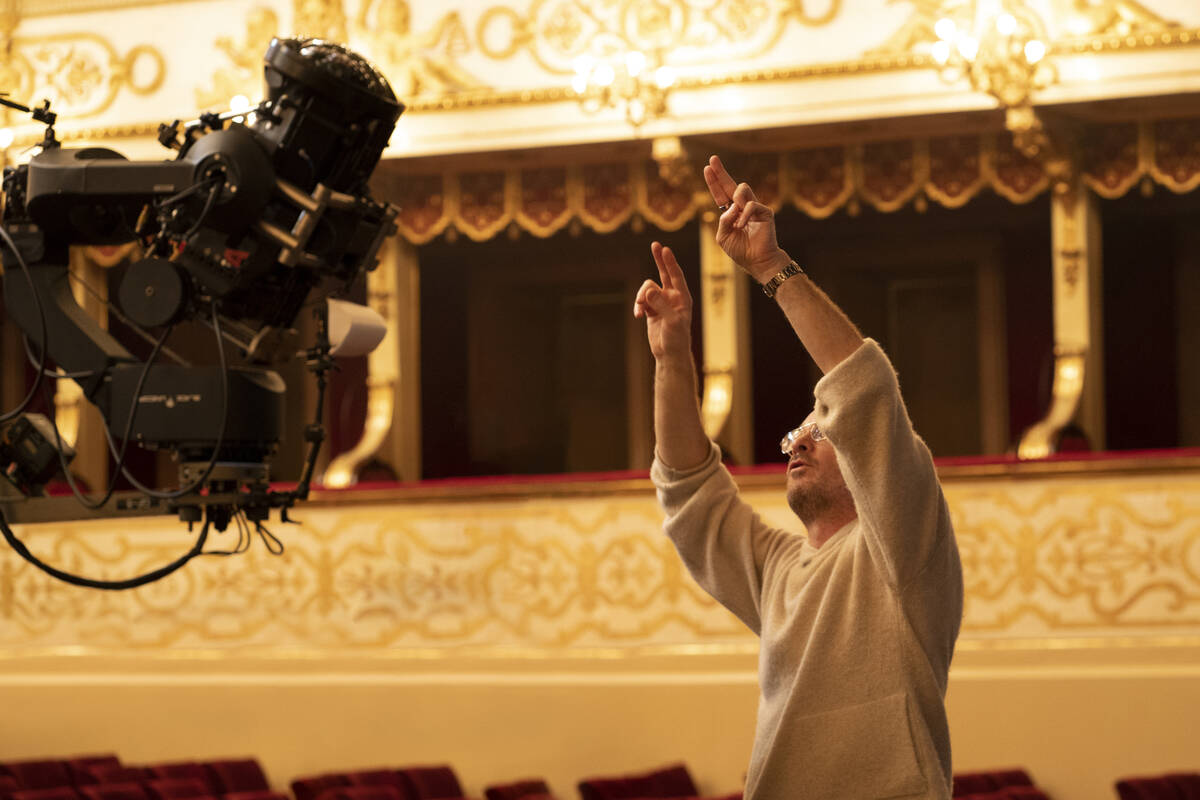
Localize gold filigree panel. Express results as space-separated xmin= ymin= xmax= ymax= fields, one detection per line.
xmin=476 ymin=0 xmax=840 ymax=78
xmin=947 ymin=475 xmax=1200 ymax=635
xmin=2 ymin=469 xmax=1199 ymax=656
xmin=5 ymin=32 xmax=164 ymax=119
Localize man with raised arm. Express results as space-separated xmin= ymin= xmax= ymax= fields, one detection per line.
xmin=633 ymin=156 xmax=963 ymax=799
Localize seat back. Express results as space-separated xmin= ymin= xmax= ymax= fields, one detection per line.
xmin=396 ymin=768 xmax=462 ymax=800
xmin=292 ymin=776 xmax=349 ymax=800
xmin=79 ymin=783 xmax=149 ymax=800
xmin=203 ymin=761 xmax=268 ymax=794
xmin=1167 ymin=774 xmax=1200 ymax=800
xmin=578 ymin=764 xmax=697 ymax=800
xmin=1117 ymin=778 xmax=1186 ymax=800
xmin=483 ymin=780 xmax=551 ymax=800
xmin=8 ymin=763 xmax=73 ymax=791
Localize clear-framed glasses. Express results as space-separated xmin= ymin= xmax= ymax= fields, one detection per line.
xmin=780 ymin=422 xmax=825 ymax=457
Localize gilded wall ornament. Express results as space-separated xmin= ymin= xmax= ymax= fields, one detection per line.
xmin=294 ymin=0 xmax=347 ymax=41
xmin=6 ymin=33 xmax=163 ymax=119
xmin=196 ymin=6 xmax=280 ymax=110
xmin=353 ymin=0 xmax=483 ymax=98
xmin=477 ymin=0 xmax=840 ymax=77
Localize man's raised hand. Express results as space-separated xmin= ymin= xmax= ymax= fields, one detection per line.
xmin=634 ymin=242 xmax=693 ymax=362
xmin=703 ymin=154 xmax=790 ymax=282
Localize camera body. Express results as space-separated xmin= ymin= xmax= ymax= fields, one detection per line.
xmin=1 ymin=37 xmax=402 ymax=495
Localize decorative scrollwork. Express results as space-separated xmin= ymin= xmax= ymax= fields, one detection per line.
xmin=477 ymin=0 xmax=841 ymax=77
xmin=8 ymin=33 xmax=165 ymax=119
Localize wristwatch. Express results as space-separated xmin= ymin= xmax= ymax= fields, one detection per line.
xmin=761 ymin=260 xmax=805 ymax=298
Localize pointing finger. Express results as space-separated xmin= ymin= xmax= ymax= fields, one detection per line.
xmin=659 ymin=245 xmax=689 ymax=297
xmin=650 ymin=241 xmax=673 ymax=290
xmin=708 ymin=155 xmax=738 ymax=202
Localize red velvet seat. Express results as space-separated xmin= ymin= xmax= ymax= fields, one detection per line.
xmin=65 ymin=760 xmax=123 ymax=787
xmin=1168 ymin=775 xmax=1200 ymax=800
xmin=202 ymin=762 xmax=268 ymax=794
xmin=79 ymin=783 xmax=149 ymax=800
xmin=221 ymin=791 xmax=288 ymax=800
xmin=395 ymin=768 xmax=463 ymax=800
xmin=146 ymin=766 xmax=214 ymax=793
xmin=84 ymin=770 xmax=152 ymax=787
xmin=1004 ymin=788 xmax=1050 ymax=800
xmin=7 ymin=763 xmax=74 ymax=791
xmin=578 ymin=764 xmax=699 ymax=800
xmin=291 ymin=776 xmax=349 ymax=800
xmin=11 ymin=789 xmax=83 ymax=800
xmin=343 ymin=773 xmax=409 ymax=797
xmin=1117 ymin=778 xmax=1186 ymax=800
xmin=2 ymin=776 xmax=21 ymax=798
xmin=483 ymin=780 xmax=553 ymax=800
xmin=319 ymin=785 xmax=409 ymax=800
xmin=953 ymin=774 xmax=1000 ymax=797
xmin=145 ymin=779 xmax=214 ymax=800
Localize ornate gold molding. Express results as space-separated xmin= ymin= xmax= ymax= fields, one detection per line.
xmin=1 ymin=468 xmax=1198 ymax=654
xmin=6 ymin=32 xmax=164 ymax=120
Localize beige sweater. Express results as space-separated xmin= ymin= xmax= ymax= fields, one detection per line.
xmin=652 ymin=339 xmax=963 ymax=800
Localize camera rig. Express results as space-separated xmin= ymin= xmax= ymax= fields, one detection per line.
xmin=0 ymin=38 xmax=403 ymax=589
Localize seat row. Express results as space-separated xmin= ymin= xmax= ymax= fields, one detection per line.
xmin=292 ymin=762 xmax=741 ymax=800
xmin=0 ymin=757 xmax=271 ymax=796
xmin=6 ymin=755 xmax=1198 ymax=799
xmin=1116 ymin=773 xmax=1200 ymax=800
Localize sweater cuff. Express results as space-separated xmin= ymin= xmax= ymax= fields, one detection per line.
xmin=811 ymin=338 xmax=896 ymax=425
xmin=651 ymin=440 xmax=722 ymax=490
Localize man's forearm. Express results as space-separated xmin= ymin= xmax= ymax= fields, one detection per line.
xmin=653 ymin=354 xmax=711 ymax=471
xmin=761 ymin=251 xmax=863 ymax=374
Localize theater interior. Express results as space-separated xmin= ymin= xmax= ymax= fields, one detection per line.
xmin=0 ymin=1 xmax=1198 ymax=799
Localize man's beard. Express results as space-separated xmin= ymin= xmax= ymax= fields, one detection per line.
xmin=787 ymin=477 xmax=853 ymax=525
xmin=787 ymin=482 xmax=835 ymax=524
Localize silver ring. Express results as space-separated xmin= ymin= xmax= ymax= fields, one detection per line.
xmin=718 ymin=203 xmax=731 ymax=211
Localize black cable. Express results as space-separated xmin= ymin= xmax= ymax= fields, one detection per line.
xmin=203 ymin=509 xmax=250 ymax=556
xmin=181 ymin=180 xmax=221 ymax=241
xmin=0 ymin=224 xmax=48 ymax=423
xmin=105 ymin=301 xmax=229 ymax=500
xmin=156 ymin=175 xmax=220 ymax=209
xmin=62 ymin=268 xmax=189 ymax=366
xmin=0 ymin=507 xmax=210 ymax=591
xmin=255 ymin=520 xmax=284 ymax=555
xmin=42 ymin=324 xmax=173 ymax=511
xmin=22 ymin=334 xmax=97 ymax=377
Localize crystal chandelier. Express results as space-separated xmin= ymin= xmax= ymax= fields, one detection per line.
xmin=571 ymin=49 xmax=678 ymax=127
xmin=931 ymin=0 xmax=1056 ymax=124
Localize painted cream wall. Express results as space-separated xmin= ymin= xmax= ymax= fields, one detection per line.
xmin=2 ymin=462 xmax=1198 ymax=800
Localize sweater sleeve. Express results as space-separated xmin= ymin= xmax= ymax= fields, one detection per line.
xmin=811 ymin=338 xmax=953 ymax=589
xmin=651 ymin=442 xmax=796 ymax=635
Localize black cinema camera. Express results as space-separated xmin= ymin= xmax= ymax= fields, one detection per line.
xmin=0 ymin=38 xmax=403 ymax=586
